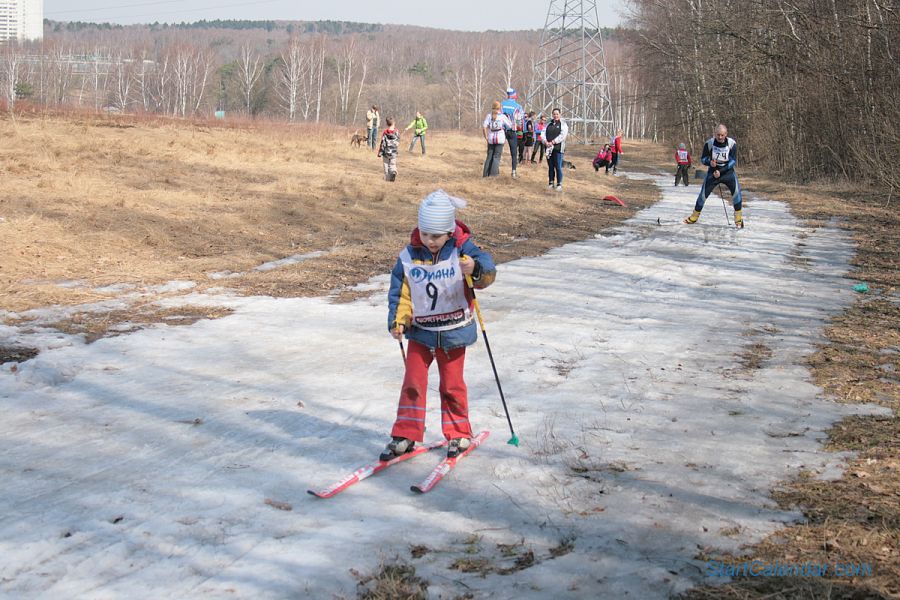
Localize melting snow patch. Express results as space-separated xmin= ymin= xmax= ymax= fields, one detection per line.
xmin=254 ymin=250 xmax=328 ymax=272
xmin=93 ymin=283 xmax=138 ymax=294
xmin=0 ymin=173 xmax=890 ymax=599
xmin=208 ymin=270 xmax=243 ymax=280
xmin=147 ymin=281 xmax=196 ymax=294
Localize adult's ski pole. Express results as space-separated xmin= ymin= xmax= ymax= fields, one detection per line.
xmin=718 ymin=185 xmax=732 ymax=226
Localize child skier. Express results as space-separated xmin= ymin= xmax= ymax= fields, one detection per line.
xmin=382 ymin=189 xmax=497 ymax=460
xmin=378 ymin=117 xmax=400 ymax=181
xmin=674 ymin=142 xmax=692 ymax=186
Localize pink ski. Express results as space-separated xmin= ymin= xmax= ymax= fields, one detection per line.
xmin=308 ymin=439 xmax=447 ymax=499
xmin=410 ymin=431 xmax=490 ymax=494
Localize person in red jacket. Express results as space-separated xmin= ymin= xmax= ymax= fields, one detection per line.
xmin=593 ymin=143 xmax=613 ymax=173
xmin=674 ymin=142 xmax=691 ymax=186
xmin=383 ymin=190 xmax=497 ymax=461
xmin=610 ymin=129 xmax=623 ymax=174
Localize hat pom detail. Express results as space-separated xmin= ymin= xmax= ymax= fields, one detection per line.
xmin=418 ymin=189 xmax=466 ymax=234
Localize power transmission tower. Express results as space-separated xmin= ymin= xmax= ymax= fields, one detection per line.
xmin=530 ymin=1 xmax=615 ymax=144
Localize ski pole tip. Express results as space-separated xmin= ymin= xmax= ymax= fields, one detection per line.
xmin=507 ymin=434 xmax=520 ymax=447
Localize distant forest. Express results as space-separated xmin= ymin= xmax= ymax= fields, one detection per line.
xmin=46 ymin=19 xmax=386 ymax=35
xmin=8 ymin=11 xmax=896 ymax=186
xmin=6 ymin=19 xmax=644 ymax=139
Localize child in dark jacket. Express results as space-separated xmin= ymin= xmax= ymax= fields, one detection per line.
xmin=378 ymin=117 xmax=400 ymax=181
xmin=383 ymin=190 xmax=497 ymax=460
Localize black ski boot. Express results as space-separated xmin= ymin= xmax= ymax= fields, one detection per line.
xmin=447 ymin=437 xmax=471 ymax=459
xmin=379 ymin=437 xmax=415 ymax=462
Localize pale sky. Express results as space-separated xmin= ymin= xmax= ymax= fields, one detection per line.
xmin=43 ymin=0 xmax=626 ymax=30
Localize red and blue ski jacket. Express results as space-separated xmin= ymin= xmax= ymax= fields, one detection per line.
xmin=388 ymin=221 xmax=496 ymax=351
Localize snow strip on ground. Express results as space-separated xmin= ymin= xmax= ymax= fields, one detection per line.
xmin=0 ymin=173 xmax=888 ymax=599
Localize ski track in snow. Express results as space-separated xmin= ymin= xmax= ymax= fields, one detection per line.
xmin=0 ymin=173 xmax=889 ymax=599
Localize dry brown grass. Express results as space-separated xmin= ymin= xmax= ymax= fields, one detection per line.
xmin=11 ymin=305 xmax=235 ymax=343
xmin=351 ymin=561 xmax=429 ymax=600
xmin=0 ymin=112 xmax=658 ymax=321
xmin=4 ymin=112 xmax=896 ymax=597
xmin=680 ymin=175 xmax=899 ymax=600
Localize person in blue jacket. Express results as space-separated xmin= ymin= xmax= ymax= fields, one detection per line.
xmin=684 ymin=124 xmax=745 ymax=228
xmin=501 ymin=88 xmax=524 ymax=179
xmin=383 ymin=190 xmax=497 ymax=460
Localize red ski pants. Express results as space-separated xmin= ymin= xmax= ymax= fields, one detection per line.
xmin=390 ymin=340 xmax=473 ymax=442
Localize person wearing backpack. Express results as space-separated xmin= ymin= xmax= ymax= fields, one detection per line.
xmin=482 ymin=101 xmax=513 ymax=177
xmin=501 ymin=88 xmax=524 ymax=179
xmin=378 ymin=117 xmax=401 ymax=181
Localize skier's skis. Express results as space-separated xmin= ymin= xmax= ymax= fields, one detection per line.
xmin=410 ymin=430 xmax=490 ymax=494
xmin=308 ymin=439 xmax=448 ymax=499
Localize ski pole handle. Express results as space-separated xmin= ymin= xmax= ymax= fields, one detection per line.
xmin=465 ymin=274 xmax=487 ymax=330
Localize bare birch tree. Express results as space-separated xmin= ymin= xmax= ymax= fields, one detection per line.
xmin=335 ymin=37 xmax=358 ymax=124
xmin=502 ymin=45 xmax=518 ymax=90
xmin=237 ymin=43 xmax=262 ymax=115
xmin=277 ymin=37 xmax=305 ymax=122
xmin=352 ymin=54 xmax=368 ymax=125
xmin=0 ymin=42 xmax=22 ymax=108
xmin=469 ymin=45 xmax=487 ymax=126
xmin=111 ymin=54 xmax=135 ymax=112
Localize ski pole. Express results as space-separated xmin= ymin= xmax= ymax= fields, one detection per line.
xmin=465 ymin=273 xmax=519 ymax=447
xmin=398 ymin=338 xmax=406 ymax=363
xmin=718 ymin=185 xmax=731 ymax=226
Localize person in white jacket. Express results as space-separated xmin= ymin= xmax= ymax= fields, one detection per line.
xmin=544 ymin=108 xmax=569 ymax=191
xmin=481 ymin=100 xmax=513 ymax=177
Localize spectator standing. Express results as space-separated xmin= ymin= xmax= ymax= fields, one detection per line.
xmin=501 ymin=88 xmax=524 ymax=178
xmin=610 ymin=129 xmax=623 ymax=174
xmin=544 ymin=108 xmax=569 ymax=191
xmin=519 ymin=111 xmax=535 ymax=164
xmin=366 ymin=105 xmax=380 ymax=150
xmin=482 ymin=101 xmax=513 ymax=177
xmin=531 ymin=114 xmax=547 ymax=163
xmin=405 ymin=111 xmax=428 ymax=155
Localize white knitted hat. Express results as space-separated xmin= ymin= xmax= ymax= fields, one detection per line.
xmin=417 ymin=189 xmax=467 ymax=234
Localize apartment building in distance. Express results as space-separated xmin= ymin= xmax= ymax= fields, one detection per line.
xmin=0 ymin=0 xmax=43 ymax=43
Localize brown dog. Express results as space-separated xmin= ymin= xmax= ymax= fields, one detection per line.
xmin=350 ymin=130 xmax=365 ymax=147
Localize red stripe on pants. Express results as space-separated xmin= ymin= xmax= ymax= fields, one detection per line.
xmin=390 ymin=340 xmax=473 ymax=442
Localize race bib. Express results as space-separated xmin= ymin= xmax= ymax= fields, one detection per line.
xmin=677 ymin=149 xmax=689 ymax=162
xmin=711 ymin=144 xmax=730 ymax=164
xmin=400 ymin=250 xmax=473 ymax=331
